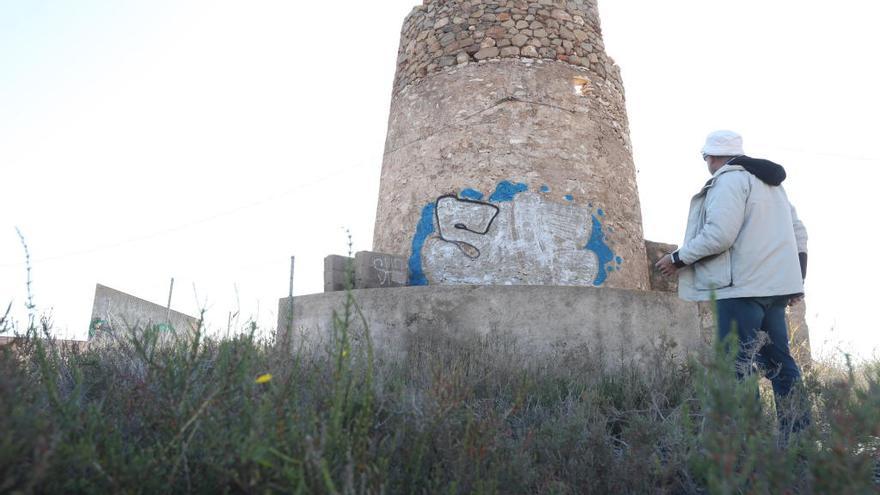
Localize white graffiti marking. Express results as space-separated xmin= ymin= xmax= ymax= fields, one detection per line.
xmin=423 ymin=192 xmax=599 ymax=286
xmin=373 ymin=256 xmax=407 ymax=286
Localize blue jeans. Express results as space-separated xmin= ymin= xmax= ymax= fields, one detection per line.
xmin=716 ymin=296 xmax=810 ymax=436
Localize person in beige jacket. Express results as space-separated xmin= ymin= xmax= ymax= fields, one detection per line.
xmin=656 ymin=130 xmax=810 ymax=437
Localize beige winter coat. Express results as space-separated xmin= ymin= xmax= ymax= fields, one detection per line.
xmin=675 ymin=164 xmax=807 ymax=301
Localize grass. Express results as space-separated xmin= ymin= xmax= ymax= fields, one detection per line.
xmin=1 ymin=290 xmax=880 ymax=494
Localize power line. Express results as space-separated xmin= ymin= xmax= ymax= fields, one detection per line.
xmin=0 ymin=163 xmax=367 ymax=268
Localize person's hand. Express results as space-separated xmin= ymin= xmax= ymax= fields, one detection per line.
xmin=655 ymin=254 xmax=679 ymax=278
xmin=788 ymin=294 xmax=804 ymax=307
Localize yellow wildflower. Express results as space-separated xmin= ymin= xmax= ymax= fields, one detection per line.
xmin=255 ymin=373 xmax=273 ymax=384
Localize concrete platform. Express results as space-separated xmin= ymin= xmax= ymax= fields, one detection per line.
xmin=277 ymin=286 xmax=712 ymax=364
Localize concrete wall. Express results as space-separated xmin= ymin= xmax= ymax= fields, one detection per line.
xmin=89 ymin=284 xmax=199 ymax=339
xmin=278 ymin=286 xmax=704 ymax=365
xmin=374 ymin=0 xmax=649 ymax=291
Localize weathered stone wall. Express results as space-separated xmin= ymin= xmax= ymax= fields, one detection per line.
xmin=374 ymin=0 xmax=650 ymax=290
xmin=393 ymin=0 xmax=614 ymax=95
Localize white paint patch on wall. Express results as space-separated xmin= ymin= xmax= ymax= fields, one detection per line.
xmin=423 ymin=192 xmax=599 ymax=285
xmin=372 ymin=256 xmax=407 ymax=286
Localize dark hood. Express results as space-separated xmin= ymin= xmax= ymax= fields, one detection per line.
xmin=728 ymin=155 xmax=787 ymax=186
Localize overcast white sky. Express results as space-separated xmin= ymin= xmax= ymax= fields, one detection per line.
xmin=2 ymin=1 xmax=878 ymax=360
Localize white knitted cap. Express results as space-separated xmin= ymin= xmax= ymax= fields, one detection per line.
xmin=702 ymin=130 xmax=744 ymax=157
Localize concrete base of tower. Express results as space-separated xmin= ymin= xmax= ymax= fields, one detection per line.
xmin=277 ymin=285 xmax=712 ymax=366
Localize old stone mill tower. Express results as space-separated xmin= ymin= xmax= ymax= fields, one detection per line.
xmin=280 ymin=0 xmax=811 ymax=365
xmin=373 ymin=0 xmax=650 ymax=290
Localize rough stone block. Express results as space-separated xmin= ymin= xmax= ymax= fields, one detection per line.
xmin=324 ymin=255 xmax=354 ymax=292
xmin=786 ymin=299 xmax=812 ymax=368
xmin=645 ymin=240 xmax=679 ymax=293
xmin=500 ymin=46 xmax=521 ymax=57
xmin=354 ymin=251 xmax=408 ymax=289
xmin=474 ymin=46 xmax=500 ymax=60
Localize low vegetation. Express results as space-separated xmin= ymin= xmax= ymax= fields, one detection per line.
xmin=1 ymin=291 xmax=879 ymax=494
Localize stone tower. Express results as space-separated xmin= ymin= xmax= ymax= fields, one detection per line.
xmin=373 ymin=0 xmax=650 ymax=290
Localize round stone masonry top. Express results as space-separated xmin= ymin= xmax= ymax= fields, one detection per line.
xmin=393 ymin=0 xmax=616 ymax=95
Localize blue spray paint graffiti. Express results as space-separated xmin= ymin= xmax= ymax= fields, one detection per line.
xmin=459 ymin=188 xmax=484 ymax=201
xmin=488 ymin=181 xmax=528 ymax=202
xmin=585 ymin=214 xmax=615 ymax=286
xmin=89 ymin=318 xmax=108 ymax=339
xmin=408 ymin=203 xmax=436 ymax=286
xmin=540 ymin=185 xmax=550 ymax=193
xmin=564 ymin=194 xmax=574 ymax=202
